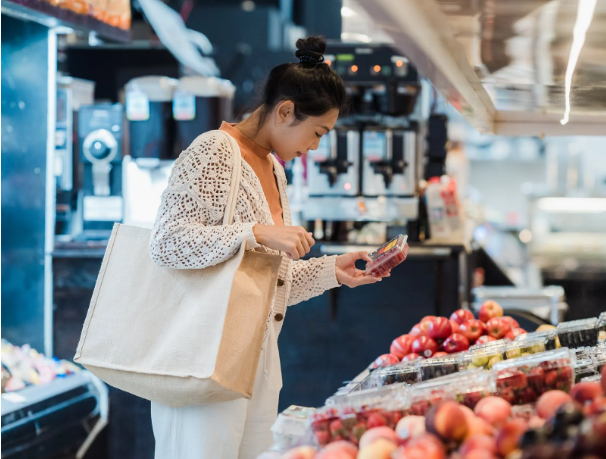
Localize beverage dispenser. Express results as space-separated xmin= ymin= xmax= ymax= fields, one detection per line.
xmin=307 ymin=128 xmax=360 ymax=197
xmin=125 ymin=76 xmax=178 ymax=160
xmin=362 ymin=127 xmax=416 ymax=197
xmin=173 ymin=76 xmax=235 ymax=152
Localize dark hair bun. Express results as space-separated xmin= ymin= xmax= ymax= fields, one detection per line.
xmin=295 ymin=36 xmax=326 ymax=64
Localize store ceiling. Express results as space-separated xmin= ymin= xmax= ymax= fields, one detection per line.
xmin=358 ymin=0 xmax=606 ymax=136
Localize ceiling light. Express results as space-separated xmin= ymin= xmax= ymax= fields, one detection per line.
xmin=560 ymin=0 xmax=597 ymax=126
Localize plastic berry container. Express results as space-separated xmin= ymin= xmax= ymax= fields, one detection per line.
xmin=449 ymin=369 xmax=496 ymax=409
xmin=515 ymin=330 xmax=559 ymax=351
xmin=492 ymin=348 xmax=575 ymax=406
xmin=574 ymin=358 xmax=597 ymax=383
xmin=465 ymin=342 xmax=508 ymax=370
xmin=317 ymin=384 xmax=409 ymax=446
xmin=271 ymin=405 xmax=317 ymax=451
xmin=581 ymin=374 xmax=602 ymax=383
xmin=404 ymin=378 xmax=455 ymax=416
xmin=593 ymin=348 xmax=606 ymax=374
xmin=364 ymin=361 xmax=421 ymax=389
xmin=505 ymin=336 xmax=547 ymax=359
xmin=419 ymin=352 xmax=465 ymax=381
xmin=556 ymin=318 xmax=600 ymax=349
xmin=365 ymin=234 xmax=409 ymax=276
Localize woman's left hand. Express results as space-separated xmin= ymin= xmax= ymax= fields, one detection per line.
xmin=335 ymin=251 xmax=390 ymax=288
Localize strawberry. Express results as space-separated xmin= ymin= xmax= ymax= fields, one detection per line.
xmin=544 ymin=370 xmax=558 ymax=387
xmin=367 ymin=412 xmax=387 ymax=428
xmin=314 ymin=430 xmax=330 ymax=446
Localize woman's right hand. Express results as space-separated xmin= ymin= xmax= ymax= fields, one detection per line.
xmin=253 ymin=224 xmax=315 ymax=260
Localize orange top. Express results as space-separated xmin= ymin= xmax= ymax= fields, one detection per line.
xmin=219 ymin=122 xmax=284 ymax=226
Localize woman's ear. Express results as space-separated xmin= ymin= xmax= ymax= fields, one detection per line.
xmin=276 ymin=100 xmax=295 ymax=124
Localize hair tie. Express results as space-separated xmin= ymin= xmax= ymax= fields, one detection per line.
xmin=299 ymin=54 xmax=324 ymax=64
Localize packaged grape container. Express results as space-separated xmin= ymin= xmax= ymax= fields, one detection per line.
xmin=556 ymin=318 xmax=599 ymax=348
xmin=365 ymin=234 xmax=409 ymax=276
xmin=313 ymin=384 xmax=409 ymax=446
xmin=357 ymin=361 xmax=421 ymax=390
xmin=492 ymin=348 xmax=574 ymax=406
xmin=505 ymin=336 xmax=547 ymax=359
xmin=419 ymin=352 xmax=465 ymax=380
xmin=465 ymin=342 xmax=508 ymax=370
xmin=515 ymin=330 xmax=559 ymax=351
xmin=469 ymin=338 xmax=510 ymax=352
xmin=271 ymin=405 xmax=317 ymax=451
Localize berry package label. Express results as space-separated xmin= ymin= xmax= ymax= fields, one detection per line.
xmin=366 ymin=234 xmax=409 ymax=277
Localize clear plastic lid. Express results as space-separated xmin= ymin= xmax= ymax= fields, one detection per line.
xmin=364 ymin=361 xmax=421 ymax=388
xmin=493 ymin=347 xmax=574 ymax=372
xmin=557 ymin=318 xmax=598 ymax=333
xmin=515 ymin=330 xmax=559 ymax=350
xmin=593 ymin=347 xmax=606 ymax=372
xmin=505 ymin=336 xmax=547 ymax=359
xmin=365 ymin=235 xmax=409 ymax=276
xmin=598 ymin=312 xmax=606 ymax=327
xmin=574 ymin=358 xmax=597 ymax=383
xmin=325 ymin=382 xmax=407 ymax=411
xmin=419 ymin=352 xmax=465 ymax=380
xmin=272 ymin=405 xmax=316 ymax=436
xmin=469 ymin=339 xmax=510 ymax=352
xmin=581 ymin=374 xmax=602 ymax=383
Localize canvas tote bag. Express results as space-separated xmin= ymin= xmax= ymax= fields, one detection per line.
xmin=74 ymin=131 xmax=283 ymax=407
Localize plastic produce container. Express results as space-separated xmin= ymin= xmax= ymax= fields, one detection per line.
xmin=505 ymin=336 xmax=547 ymax=359
xmin=313 ymin=384 xmax=408 ymax=446
xmin=358 ymin=361 xmax=421 ymax=390
xmin=492 ymin=348 xmax=574 ymax=406
xmin=515 ymin=330 xmax=559 ymax=351
xmin=365 ymin=235 xmax=409 ymax=276
xmin=419 ymin=353 xmax=465 ymax=380
xmin=574 ymin=358 xmax=597 ymax=383
xmin=465 ymin=342 xmax=508 ymax=370
xmin=598 ymin=312 xmax=606 ymax=342
xmin=557 ymin=318 xmax=599 ymax=348
xmin=271 ymin=405 xmax=316 ymax=451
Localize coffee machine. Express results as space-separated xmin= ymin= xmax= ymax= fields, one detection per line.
xmin=77 ymin=104 xmax=124 ymax=235
xmin=362 ymin=128 xmax=417 ymax=197
xmin=307 ymin=128 xmax=360 ymax=197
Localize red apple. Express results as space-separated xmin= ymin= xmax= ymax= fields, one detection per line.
xmin=412 ymin=336 xmax=439 ymax=358
xmin=422 ymin=316 xmax=438 ymax=322
xmin=402 ymin=353 xmax=423 ymax=362
xmin=485 ymin=317 xmax=511 ymax=339
xmin=370 ymin=353 xmax=400 ymax=370
xmin=500 ymin=316 xmax=520 ymax=329
xmin=475 ymin=335 xmax=497 ymax=345
xmin=478 ymin=301 xmax=503 ymax=323
xmin=504 ymin=328 xmax=527 ymax=341
xmin=410 ymin=321 xmax=431 ymax=337
xmin=442 ymin=333 xmax=470 ymax=353
xmin=428 ymin=318 xmax=453 ymax=340
xmin=459 ymin=320 xmax=485 ymax=343
xmin=450 ymin=320 xmax=460 ymax=334
xmin=450 ymin=309 xmax=475 ymax=325
xmin=391 ymin=335 xmax=415 ymax=360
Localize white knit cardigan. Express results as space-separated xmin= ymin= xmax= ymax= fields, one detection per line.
xmin=149 ymin=130 xmax=341 ymax=336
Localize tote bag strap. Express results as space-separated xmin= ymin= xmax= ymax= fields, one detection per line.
xmin=220 ymin=131 xmax=243 ymax=226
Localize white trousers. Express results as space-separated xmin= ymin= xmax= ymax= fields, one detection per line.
xmin=151 ymin=324 xmax=282 ymax=459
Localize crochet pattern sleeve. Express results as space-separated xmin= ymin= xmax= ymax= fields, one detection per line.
xmin=149 ymin=132 xmax=259 ymax=269
xmin=287 ymin=255 xmax=341 ymax=306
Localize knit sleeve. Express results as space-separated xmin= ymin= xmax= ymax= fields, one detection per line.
xmin=149 ymin=131 xmax=259 ymax=269
xmin=287 ymin=255 xmax=341 ymax=306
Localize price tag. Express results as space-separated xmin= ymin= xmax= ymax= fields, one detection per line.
xmin=173 ymin=91 xmax=196 ymax=120
xmin=126 ymin=90 xmax=150 ymax=121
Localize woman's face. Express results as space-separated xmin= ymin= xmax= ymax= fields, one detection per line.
xmin=270 ymin=101 xmax=339 ymax=162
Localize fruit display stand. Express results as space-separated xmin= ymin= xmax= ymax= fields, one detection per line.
xmin=1 ymin=371 xmax=108 ymax=459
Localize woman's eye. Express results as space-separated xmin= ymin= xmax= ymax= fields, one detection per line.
xmin=315 ymin=132 xmax=322 ymax=138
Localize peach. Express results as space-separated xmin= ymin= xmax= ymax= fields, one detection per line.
xmin=359 ymin=426 xmax=398 ymax=448
xmin=357 ymin=438 xmax=397 ymax=459
xmin=396 ymin=416 xmax=426 ymax=444
xmin=536 ymin=390 xmax=574 ymax=419
xmin=463 ymin=450 xmax=497 ymax=459
xmin=282 ymin=446 xmax=317 ymax=459
xmin=474 ymin=396 xmax=512 ymax=428
xmin=570 ymin=381 xmax=603 ymax=405
xmin=602 ymin=365 xmax=606 ymax=394
xmin=496 ymin=419 xmax=527 ymax=456
xmin=459 ymin=435 xmax=497 ymax=456
xmin=407 ymin=434 xmax=446 ymax=459
xmin=426 ymin=401 xmax=468 ymax=442
xmin=316 ymin=441 xmax=357 ymax=459
xmin=528 ymin=416 xmax=546 ymax=429
xmin=465 ymin=416 xmax=495 ymax=440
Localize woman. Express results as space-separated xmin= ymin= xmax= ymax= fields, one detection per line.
xmin=148 ymin=36 xmax=391 ymax=459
